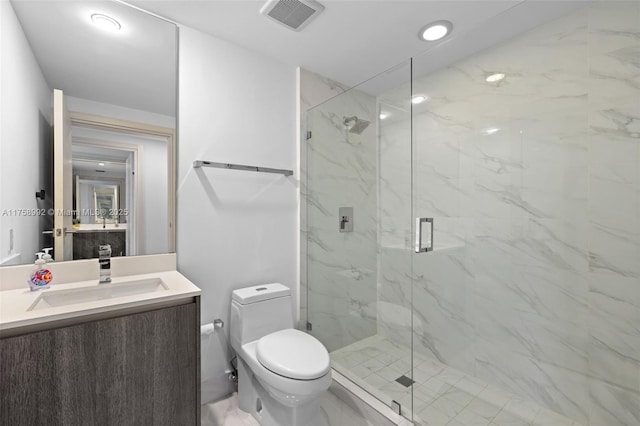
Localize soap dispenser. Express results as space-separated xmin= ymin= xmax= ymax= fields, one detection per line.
xmin=42 ymin=247 xmax=53 ymax=263
xmin=29 ymin=252 xmax=52 ymax=291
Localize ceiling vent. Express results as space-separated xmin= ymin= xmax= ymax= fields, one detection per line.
xmin=260 ymin=0 xmax=324 ymax=32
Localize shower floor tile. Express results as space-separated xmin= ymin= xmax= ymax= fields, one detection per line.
xmin=330 ymin=335 xmax=583 ymax=426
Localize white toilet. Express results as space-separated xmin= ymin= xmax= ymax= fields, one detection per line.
xmin=230 ymin=283 xmax=332 ymax=426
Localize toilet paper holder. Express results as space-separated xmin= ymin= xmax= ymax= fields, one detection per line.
xmin=200 ymin=319 xmax=224 ymax=336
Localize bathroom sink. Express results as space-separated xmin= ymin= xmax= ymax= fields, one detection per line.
xmin=27 ymin=278 xmax=169 ymax=311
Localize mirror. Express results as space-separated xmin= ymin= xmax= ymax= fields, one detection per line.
xmin=85 ymin=181 xmax=119 ymax=223
xmin=0 ymin=0 xmax=177 ymax=266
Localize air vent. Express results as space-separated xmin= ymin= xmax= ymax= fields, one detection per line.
xmin=260 ymin=0 xmax=324 ymax=32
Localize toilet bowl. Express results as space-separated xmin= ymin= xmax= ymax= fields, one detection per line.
xmin=230 ymin=283 xmax=332 ymax=426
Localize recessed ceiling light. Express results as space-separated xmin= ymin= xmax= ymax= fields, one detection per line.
xmin=482 ymin=127 xmax=500 ymax=135
xmin=419 ymin=20 xmax=453 ymax=42
xmin=379 ymin=112 xmax=389 ymax=120
xmin=98 ymin=162 xmax=105 ymax=166
xmin=411 ymin=95 xmax=427 ymax=105
xmin=486 ymin=73 xmax=506 ymax=83
xmin=91 ymin=13 xmax=121 ymax=32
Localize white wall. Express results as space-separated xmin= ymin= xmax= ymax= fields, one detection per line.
xmin=177 ymin=26 xmax=297 ymax=403
xmin=0 ymin=0 xmax=52 ymax=265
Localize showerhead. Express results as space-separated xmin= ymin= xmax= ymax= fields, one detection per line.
xmin=343 ymin=116 xmax=371 ymax=134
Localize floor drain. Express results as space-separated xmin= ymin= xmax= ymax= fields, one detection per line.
xmin=395 ymin=375 xmax=415 ymax=387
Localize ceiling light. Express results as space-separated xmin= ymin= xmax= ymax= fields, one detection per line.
xmin=91 ymin=13 xmax=121 ymax=32
xmin=379 ymin=112 xmax=389 ymax=120
xmin=411 ymin=95 xmax=427 ymax=105
xmin=419 ymin=20 xmax=453 ymax=42
xmin=98 ymin=162 xmax=105 ymax=166
xmin=482 ymin=127 xmax=500 ymax=135
xmin=486 ymin=73 xmax=505 ymax=83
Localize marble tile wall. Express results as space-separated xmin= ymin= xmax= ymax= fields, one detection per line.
xmin=299 ymin=69 xmax=350 ymax=330
xmin=377 ymin=2 xmax=640 ymax=425
xmin=304 ymin=73 xmax=379 ymax=352
xmin=586 ymin=2 xmax=640 ymax=424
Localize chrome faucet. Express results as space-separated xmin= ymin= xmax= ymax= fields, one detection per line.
xmin=98 ymin=244 xmax=111 ymax=283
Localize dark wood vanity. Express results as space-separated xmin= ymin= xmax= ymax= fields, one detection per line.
xmin=73 ymin=229 xmax=127 ymax=260
xmin=0 ymin=297 xmax=201 ymax=425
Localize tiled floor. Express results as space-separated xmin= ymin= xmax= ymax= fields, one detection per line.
xmin=202 ymin=389 xmax=388 ymax=426
xmin=331 ymin=335 xmax=584 ymax=426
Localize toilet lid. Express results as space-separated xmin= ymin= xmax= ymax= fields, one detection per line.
xmin=256 ymin=329 xmax=330 ymax=380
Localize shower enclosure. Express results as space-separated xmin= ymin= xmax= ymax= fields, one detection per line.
xmin=304 ymin=2 xmax=640 ymax=425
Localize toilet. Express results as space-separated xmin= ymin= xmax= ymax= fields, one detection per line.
xmin=230 ymin=283 xmax=332 ymax=426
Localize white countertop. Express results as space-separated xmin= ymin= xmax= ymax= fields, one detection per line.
xmin=0 ymin=270 xmax=201 ymax=333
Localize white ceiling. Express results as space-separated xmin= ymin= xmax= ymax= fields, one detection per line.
xmin=72 ymin=142 xmax=128 ymax=176
xmin=127 ymin=0 xmax=587 ymax=90
xmin=10 ymin=0 xmax=587 ymax=115
xmin=11 ymin=0 xmax=177 ymax=116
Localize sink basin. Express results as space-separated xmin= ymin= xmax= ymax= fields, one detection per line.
xmin=27 ymin=278 xmax=168 ymax=311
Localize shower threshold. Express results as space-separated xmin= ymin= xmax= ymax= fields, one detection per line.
xmin=330 ymin=335 xmax=583 ymax=426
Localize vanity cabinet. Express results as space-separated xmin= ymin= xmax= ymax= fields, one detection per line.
xmin=73 ymin=230 xmax=127 ymax=259
xmin=0 ymin=299 xmax=200 ymax=425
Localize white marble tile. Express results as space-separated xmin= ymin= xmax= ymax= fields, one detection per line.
xmin=300 ymin=69 xmax=352 ymax=328
xmin=465 ymin=397 xmax=504 ymax=421
xmin=491 ymin=409 xmax=533 ymax=426
xmin=416 ymin=403 xmax=456 ymax=425
xmin=533 ymin=407 xmax=576 ymax=426
xmin=589 ymin=380 xmax=640 ymax=426
xmin=201 ymin=392 xmax=259 ymax=426
xmin=473 ymin=298 xmax=588 ymax=373
xmin=454 ymin=407 xmax=493 ymax=426
xmin=475 ymin=344 xmax=589 ymax=424
xmin=587 ymin=274 xmax=640 ymax=392
xmin=304 ymin=3 xmax=640 ymax=426
xmin=442 ymin=386 xmax=477 ymax=407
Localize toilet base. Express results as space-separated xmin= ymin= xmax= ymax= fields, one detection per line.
xmin=237 ymin=358 xmax=325 ymax=426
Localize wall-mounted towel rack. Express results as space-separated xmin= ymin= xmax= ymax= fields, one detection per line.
xmin=193 ymin=161 xmax=293 ymax=177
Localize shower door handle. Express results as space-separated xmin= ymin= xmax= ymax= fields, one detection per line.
xmin=415 ymin=218 xmax=433 ymax=253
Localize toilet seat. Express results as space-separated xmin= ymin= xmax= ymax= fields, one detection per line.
xmin=257 ymin=329 xmax=330 ymax=380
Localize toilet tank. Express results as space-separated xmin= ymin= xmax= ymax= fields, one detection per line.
xmin=230 ymin=283 xmax=294 ymax=350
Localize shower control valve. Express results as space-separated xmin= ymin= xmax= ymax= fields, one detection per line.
xmin=338 ymin=207 xmax=353 ymax=232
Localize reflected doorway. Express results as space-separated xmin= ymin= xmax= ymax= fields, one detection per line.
xmin=72 ymin=142 xmax=137 ymax=259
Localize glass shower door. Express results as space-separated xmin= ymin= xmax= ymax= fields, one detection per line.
xmin=305 ymin=60 xmax=415 ymax=419
xmin=408 ymin=53 xmax=474 ymax=424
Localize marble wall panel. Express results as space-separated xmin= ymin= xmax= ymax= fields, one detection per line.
xmin=299 ymin=69 xmax=350 ymax=329
xmin=305 ymin=79 xmax=378 ymax=351
xmin=375 ymin=3 xmax=640 ymax=425
xmin=475 ymin=341 xmax=591 ymax=424
xmin=302 ymin=2 xmax=639 ymax=424
xmin=586 ymin=3 xmax=640 ymax=417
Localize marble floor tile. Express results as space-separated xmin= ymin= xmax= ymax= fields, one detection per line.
xmin=201 ymin=393 xmax=258 ymax=426
xmin=330 ymin=334 xmax=583 ymax=426
xmin=202 ymin=388 xmax=386 ymax=426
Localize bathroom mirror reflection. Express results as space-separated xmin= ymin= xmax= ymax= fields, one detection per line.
xmin=0 ymin=0 xmax=177 ymax=266
xmin=93 ymin=184 xmax=119 ymax=222
xmin=76 ymin=180 xmax=120 ymax=225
